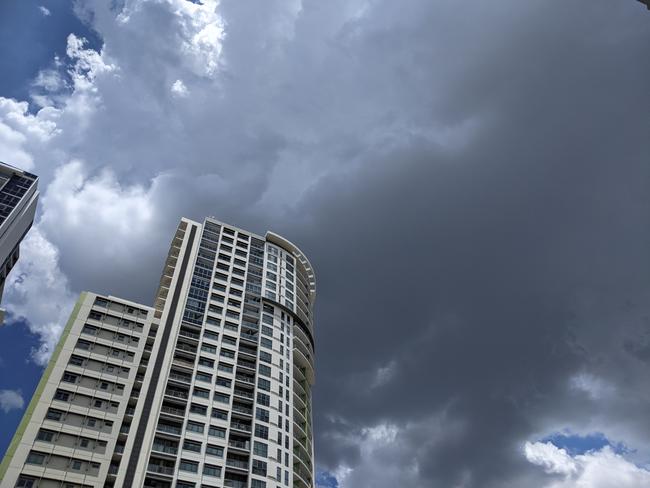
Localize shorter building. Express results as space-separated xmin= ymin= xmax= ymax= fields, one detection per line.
xmin=0 ymin=217 xmax=316 ymax=488
xmin=0 ymin=162 xmax=39 ymax=323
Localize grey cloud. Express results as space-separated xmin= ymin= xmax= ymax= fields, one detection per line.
xmin=7 ymin=0 xmax=650 ymax=486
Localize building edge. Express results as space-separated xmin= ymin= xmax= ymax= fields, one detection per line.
xmin=0 ymin=292 xmax=87 ymax=480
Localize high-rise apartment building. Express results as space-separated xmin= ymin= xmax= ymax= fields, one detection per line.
xmin=0 ymin=217 xmax=316 ymax=488
xmin=0 ymin=162 xmax=39 ymax=323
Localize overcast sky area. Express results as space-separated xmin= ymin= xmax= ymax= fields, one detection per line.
xmin=0 ymin=0 xmax=649 ymax=487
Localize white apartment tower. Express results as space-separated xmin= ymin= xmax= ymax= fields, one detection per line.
xmin=0 ymin=217 xmax=316 ymax=488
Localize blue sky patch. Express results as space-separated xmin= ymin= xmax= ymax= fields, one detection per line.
xmin=316 ymin=469 xmax=339 ymax=488
xmin=542 ymin=432 xmax=629 ymax=456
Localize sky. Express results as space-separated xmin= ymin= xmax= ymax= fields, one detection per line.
xmin=0 ymin=1 xmax=648 ymax=487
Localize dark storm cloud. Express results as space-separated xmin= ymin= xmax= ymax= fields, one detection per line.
xmin=263 ymin=2 xmax=650 ymax=486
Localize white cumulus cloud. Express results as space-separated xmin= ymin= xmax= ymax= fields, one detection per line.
xmin=4 ymin=227 xmax=77 ymax=365
xmin=0 ymin=389 xmax=25 ymax=413
xmin=525 ymin=441 xmax=650 ymax=488
xmin=38 ymin=6 xmax=51 ymax=16
xmin=171 ymin=79 xmax=189 ymax=97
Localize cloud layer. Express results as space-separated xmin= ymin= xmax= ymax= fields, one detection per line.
xmin=0 ymin=0 xmax=649 ymax=486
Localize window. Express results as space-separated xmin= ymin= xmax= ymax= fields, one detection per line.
xmin=254 ymin=424 xmax=269 ymax=439
xmin=262 ymin=314 xmax=274 ymax=325
xmin=203 ymin=464 xmax=221 ymax=477
xmin=179 ymin=459 xmax=199 ymax=473
xmin=253 ymin=441 xmax=268 ymax=457
xmin=220 ymin=348 xmax=235 ymax=359
xmin=79 ymin=438 xmax=90 ymax=448
xmin=212 ymin=408 xmax=228 ymax=420
xmin=196 ymin=372 xmax=212 ymax=383
xmin=46 ymin=409 xmax=63 ymax=421
xmin=54 ymin=390 xmax=70 ymax=402
xmin=204 ymin=330 xmax=219 ymax=341
xmin=257 ymin=378 xmax=271 ymax=392
xmin=251 ymin=479 xmax=266 ymax=488
xmin=194 ymin=387 xmax=210 ymax=399
xmin=206 ymin=444 xmax=223 ymax=457
xmin=15 ymin=477 xmax=36 ymax=487
xmin=177 ymin=483 xmax=195 ymax=488
xmin=214 ymin=393 xmax=230 ymax=404
xmin=26 ymin=452 xmax=46 ymax=465
xmin=259 ymin=351 xmax=272 ymax=364
xmin=183 ymin=440 xmax=202 ymax=453
xmin=256 ymin=408 xmax=269 ymax=423
xmin=208 ymin=425 xmax=225 ymax=438
xmin=199 ymin=357 xmax=215 ymax=368
xmin=256 ymin=392 xmax=270 ymax=406
xmin=218 ymin=362 xmax=233 ymax=373
xmin=82 ymin=325 xmax=98 ymax=335
xmin=36 ymin=430 xmax=55 ymax=442
xmin=252 ymin=459 xmax=267 ymax=476
xmin=260 ymin=337 xmax=273 ymax=349
xmin=69 ymin=355 xmax=84 ymax=366
xmin=201 ymin=344 xmax=217 ymax=354
xmin=258 ymin=364 xmax=271 ymax=377
xmin=216 ymin=377 xmax=232 ymax=388
xmin=190 ymin=404 xmax=207 ymax=416
xmin=70 ymin=459 xmax=83 ymax=470
xmin=62 ymin=372 xmax=78 ymax=383
xmin=222 ymin=336 xmax=237 ymax=346
xmin=262 ymin=325 xmax=273 ymax=337
xmin=186 ymin=421 xmax=204 ymax=434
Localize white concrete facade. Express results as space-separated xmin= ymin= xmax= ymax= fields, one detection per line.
xmin=1 ymin=217 xmax=316 ymax=488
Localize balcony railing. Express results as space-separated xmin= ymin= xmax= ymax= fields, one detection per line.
xmin=235 ymin=375 xmax=255 ymax=385
xmin=224 ymin=480 xmax=247 ymax=488
xmin=160 ymin=405 xmax=185 ymax=417
xmin=157 ymin=424 xmax=182 ymax=435
xmin=226 ymin=458 xmax=248 ymax=470
xmin=168 ymin=372 xmax=191 ymax=383
xmin=230 ymin=421 xmax=251 ymax=432
xmin=164 ymin=389 xmax=188 ymax=400
xmin=176 ymin=343 xmax=197 ymax=354
xmin=179 ymin=330 xmax=200 ymax=340
xmin=233 ymin=389 xmax=253 ymax=399
xmin=228 ymin=439 xmax=250 ymax=450
xmin=152 ymin=443 xmax=178 ymax=455
xmin=147 ymin=464 xmax=174 ymax=476
xmin=232 ymin=404 xmax=252 ymax=416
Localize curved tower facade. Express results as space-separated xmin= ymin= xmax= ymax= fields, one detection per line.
xmin=1 ymin=217 xmax=316 ymax=488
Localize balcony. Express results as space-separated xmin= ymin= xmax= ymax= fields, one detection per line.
xmin=156 ymin=423 xmax=182 ymax=436
xmin=226 ymin=457 xmax=249 ymax=471
xmin=224 ymin=480 xmax=247 ymax=488
xmin=231 ymin=404 xmax=253 ymax=416
xmin=168 ymin=372 xmax=192 ymax=384
xmin=152 ymin=443 xmax=178 ymax=456
xmin=175 ymin=342 xmax=197 ymax=354
xmin=233 ymin=389 xmax=253 ymax=400
xmin=164 ymin=389 xmax=188 ymax=400
xmin=240 ymin=332 xmax=258 ymax=343
xmin=172 ymin=356 xmax=195 ymax=370
xmin=179 ymin=329 xmax=200 ymax=341
xmin=147 ymin=464 xmax=174 ymax=476
xmin=160 ymin=405 xmax=185 ymax=417
xmin=235 ymin=374 xmax=255 ymax=386
xmin=228 ymin=439 xmax=250 ymax=451
xmin=230 ymin=421 xmax=252 ymax=433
